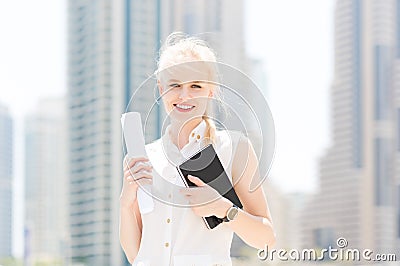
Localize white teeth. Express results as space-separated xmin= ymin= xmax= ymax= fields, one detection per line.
xmin=176 ymin=104 xmax=194 ymax=110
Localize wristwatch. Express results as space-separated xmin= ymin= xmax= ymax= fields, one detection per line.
xmin=222 ymin=204 xmax=239 ymax=222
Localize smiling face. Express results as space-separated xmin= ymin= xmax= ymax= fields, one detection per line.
xmin=158 ymin=61 xmax=215 ymax=123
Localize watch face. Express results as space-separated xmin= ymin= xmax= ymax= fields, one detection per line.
xmin=227 ymin=207 xmax=239 ymax=221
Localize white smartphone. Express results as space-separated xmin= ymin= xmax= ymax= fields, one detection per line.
xmin=121 ymin=112 xmax=154 ymax=214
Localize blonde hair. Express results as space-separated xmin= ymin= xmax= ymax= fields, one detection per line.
xmin=157 ymin=32 xmax=220 ymax=143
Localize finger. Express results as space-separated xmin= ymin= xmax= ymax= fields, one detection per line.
xmin=124 ymin=170 xmax=152 ymax=182
xmin=132 ymin=172 xmax=153 ymax=182
xmin=135 ymin=177 xmax=153 ymax=186
xmin=128 ymin=178 xmax=153 ymax=187
xmin=179 ymin=188 xmax=192 ymax=197
xmin=181 ymin=193 xmax=205 ymax=207
xmin=124 ymin=169 xmax=136 ymax=179
xmin=123 ymin=157 xmax=149 ymax=170
xmin=179 ymin=186 xmax=205 ymax=195
xmin=124 ymin=168 xmax=149 ymax=179
xmin=124 ymin=167 xmax=150 ymax=177
xmin=128 ymin=164 xmax=153 ymax=175
xmin=123 ymin=156 xmax=149 ymax=170
xmin=188 ymin=198 xmax=205 ymax=207
xmin=179 ymin=186 xmax=202 ymax=194
xmin=187 ymin=175 xmax=206 ymax=187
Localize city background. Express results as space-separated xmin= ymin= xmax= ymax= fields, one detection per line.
xmin=0 ymin=0 xmax=399 ymax=265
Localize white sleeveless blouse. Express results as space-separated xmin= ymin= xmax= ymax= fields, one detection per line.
xmin=132 ymin=120 xmax=242 ymax=266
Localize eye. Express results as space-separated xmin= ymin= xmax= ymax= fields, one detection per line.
xmin=191 ymin=84 xmax=202 ymax=89
xmin=169 ymin=83 xmax=180 ymax=88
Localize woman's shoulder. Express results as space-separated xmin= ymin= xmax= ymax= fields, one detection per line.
xmin=215 ymin=129 xmax=256 ymax=157
xmin=215 ymin=129 xmax=246 ymax=145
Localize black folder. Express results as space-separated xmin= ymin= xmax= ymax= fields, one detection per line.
xmin=176 ymin=144 xmax=243 ymax=229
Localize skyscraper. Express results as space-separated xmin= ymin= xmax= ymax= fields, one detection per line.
xmin=68 ymin=0 xmax=123 ymax=265
xmin=24 ymin=98 xmax=68 ymax=265
xmin=123 ymin=0 xmax=163 ymax=140
xmin=301 ymin=0 xmax=399 ymax=257
xmin=160 ymin=0 xmax=247 ymax=71
xmin=0 ymin=103 xmax=13 ymax=258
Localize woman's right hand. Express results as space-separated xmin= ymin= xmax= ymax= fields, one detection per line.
xmin=120 ymin=156 xmax=153 ymax=209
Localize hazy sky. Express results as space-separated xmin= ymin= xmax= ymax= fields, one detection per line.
xmin=245 ymin=0 xmax=334 ymax=194
xmin=0 ymin=0 xmax=334 ymax=257
xmin=0 ymin=0 xmax=68 ymax=257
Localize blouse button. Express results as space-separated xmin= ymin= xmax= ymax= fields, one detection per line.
xmin=191 ymin=132 xmax=195 ymax=137
xmin=165 ymin=242 xmax=169 ymax=247
xmin=196 ymin=134 xmax=201 ymax=140
xmin=167 ymin=218 xmax=171 ymax=223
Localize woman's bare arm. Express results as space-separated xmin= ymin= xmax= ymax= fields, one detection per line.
xmin=119 ymin=156 xmax=152 ymax=263
xmin=226 ymin=135 xmax=276 ymax=249
xmin=119 ymin=199 xmax=142 ymax=264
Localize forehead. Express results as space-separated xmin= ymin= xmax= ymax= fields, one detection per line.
xmin=159 ymin=61 xmax=217 ymax=84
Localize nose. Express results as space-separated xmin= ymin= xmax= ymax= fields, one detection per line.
xmin=178 ymin=84 xmax=191 ymax=100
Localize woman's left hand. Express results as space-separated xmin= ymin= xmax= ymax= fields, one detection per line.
xmin=180 ymin=175 xmax=232 ymax=218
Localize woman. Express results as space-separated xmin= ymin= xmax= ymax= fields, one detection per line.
xmin=119 ymin=32 xmax=276 ymax=266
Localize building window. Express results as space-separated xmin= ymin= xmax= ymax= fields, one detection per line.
xmin=374 ymin=45 xmax=390 ymax=121
xmin=397 ymin=0 xmax=400 ymax=57
xmin=374 ymin=138 xmax=381 ymax=206
xmin=184 ymin=14 xmax=196 ymax=35
xmin=314 ymin=227 xmax=334 ymax=249
xmin=398 ymin=185 xmax=400 ymax=238
xmin=398 ymin=109 xmax=400 ymax=151
xmin=353 ymin=0 xmax=363 ymax=168
xmin=374 ymin=138 xmax=391 ymax=206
